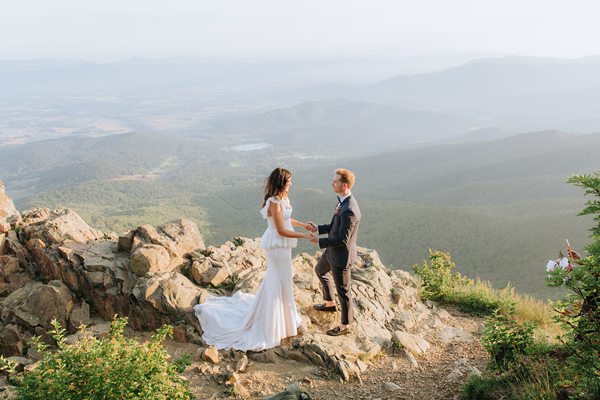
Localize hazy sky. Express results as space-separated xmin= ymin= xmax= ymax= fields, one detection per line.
xmin=2 ymin=0 xmax=600 ymax=60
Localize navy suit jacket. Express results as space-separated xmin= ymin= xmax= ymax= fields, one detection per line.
xmin=318 ymin=195 xmax=361 ymax=268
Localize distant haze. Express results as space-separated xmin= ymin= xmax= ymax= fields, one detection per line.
xmin=2 ymin=0 xmax=600 ymax=60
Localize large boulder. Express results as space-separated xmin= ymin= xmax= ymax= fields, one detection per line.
xmin=20 ymin=208 xmax=104 ymax=245
xmin=0 ymin=180 xmax=20 ymax=234
xmin=0 ymin=233 xmax=6 ymax=255
xmin=0 ymin=324 xmax=24 ymax=356
xmin=0 ymin=281 xmax=75 ymax=334
xmin=6 ymin=281 xmax=74 ymax=330
xmin=133 ymin=272 xmax=207 ymax=314
xmin=190 ymin=238 xmax=266 ymax=293
xmin=21 ymin=280 xmax=75 ymax=328
xmin=190 ymin=258 xmax=231 ymax=287
xmin=125 ymin=219 xmax=206 ymax=272
xmin=54 ymin=240 xmax=134 ymax=320
xmin=158 ymin=219 xmax=205 ymax=255
xmin=130 ymin=272 xmax=209 ymax=330
xmin=130 ymin=244 xmax=170 ymax=277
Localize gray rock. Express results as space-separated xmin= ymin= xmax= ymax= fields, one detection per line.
xmin=133 ymin=272 xmax=204 ymax=314
xmin=392 ymin=310 xmax=416 ymax=330
xmin=391 ymin=331 xmax=431 ymax=356
xmin=0 ymin=181 xmax=20 ymax=232
xmin=0 ymin=325 xmax=23 ymax=356
xmin=20 ymin=208 xmax=103 ymax=244
xmin=190 ymin=258 xmax=231 ymax=287
xmin=0 ymin=234 xmax=7 ymax=256
xmin=130 ymin=244 xmax=170 ymax=276
xmin=383 ymin=382 xmax=402 ymax=391
xmin=69 ymin=302 xmax=91 ymax=330
xmin=399 ymin=348 xmax=419 ymax=368
xmin=446 ymin=367 xmax=464 ymax=382
xmin=202 ymin=345 xmax=220 ymax=364
xmin=236 ymin=354 xmax=249 ymax=372
xmin=439 ymin=327 xmax=474 ymax=343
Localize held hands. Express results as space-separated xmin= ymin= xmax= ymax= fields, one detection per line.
xmin=304 ymin=222 xmax=318 ymax=232
xmin=299 ymin=222 xmax=318 ymax=244
xmin=303 ymin=222 xmax=318 ymax=245
xmin=302 ymin=231 xmax=318 ymax=245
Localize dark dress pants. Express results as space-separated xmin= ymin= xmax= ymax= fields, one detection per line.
xmin=315 ymin=255 xmax=353 ymax=325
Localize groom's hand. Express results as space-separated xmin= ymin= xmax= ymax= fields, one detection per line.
xmin=309 ymin=232 xmax=318 ymax=245
xmin=306 ymin=222 xmax=318 ymax=232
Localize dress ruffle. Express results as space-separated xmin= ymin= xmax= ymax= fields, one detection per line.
xmin=259 ymin=196 xmax=297 ymax=250
xmin=260 ymin=228 xmax=298 ymax=250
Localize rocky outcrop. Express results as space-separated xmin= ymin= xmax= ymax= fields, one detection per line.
xmin=0 ymin=180 xmax=21 ymax=234
xmin=0 ymin=189 xmax=210 ymax=354
xmin=20 ymin=208 xmax=104 ymax=245
xmin=122 ymin=219 xmax=205 ymax=271
xmin=0 ymin=185 xmax=475 ymax=383
xmin=183 ymin=241 xmax=472 ymax=381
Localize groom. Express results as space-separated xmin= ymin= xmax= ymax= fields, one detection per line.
xmin=308 ymin=168 xmax=361 ymax=336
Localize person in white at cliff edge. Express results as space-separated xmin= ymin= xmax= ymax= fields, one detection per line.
xmin=194 ymin=167 xmax=315 ymax=351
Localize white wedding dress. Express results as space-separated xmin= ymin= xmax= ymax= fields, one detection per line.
xmin=194 ymin=197 xmax=302 ymax=351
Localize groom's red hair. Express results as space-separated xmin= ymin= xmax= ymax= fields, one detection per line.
xmin=335 ymin=168 xmax=355 ymax=189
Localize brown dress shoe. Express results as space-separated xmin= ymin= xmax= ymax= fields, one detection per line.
xmin=326 ymin=326 xmax=351 ymax=336
xmin=313 ymin=304 xmax=337 ymax=312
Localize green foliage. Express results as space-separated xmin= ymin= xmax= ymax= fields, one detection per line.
xmin=481 ymin=308 xmax=535 ymax=370
xmin=460 ymin=374 xmax=511 ymax=400
xmin=13 ymin=316 xmax=192 ymax=400
xmin=413 ymin=250 xmax=462 ymax=301
xmin=232 ymin=237 xmax=245 ymax=247
xmin=544 ymin=172 xmax=600 ymax=394
xmin=465 ymin=171 xmax=600 ymax=399
xmin=0 ymin=355 xmax=19 ymax=376
xmin=568 ymin=172 xmax=600 ymax=237
xmin=444 ymin=280 xmax=510 ymax=316
xmin=173 ymin=353 xmax=192 ymax=373
xmin=413 ymin=250 xmax=510 ymax=316
xmin=461 ymin=354 xmax=565 ymax=400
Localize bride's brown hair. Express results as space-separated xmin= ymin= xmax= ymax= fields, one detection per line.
xmin=262 ymin=167 xmax=292 ymax=207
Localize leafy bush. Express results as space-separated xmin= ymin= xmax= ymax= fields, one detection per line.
xmin=463 ymin=171 xmax=600 ymax=399
xmin=461 ymin=354 xmax=563 ymax=400
xmin=11 ymin=317 xmax=192 ymax=400
xmin=413 ymin=250 xmax=462 ymax=301
xmin=481 ymin=308 xmax=535 ymax=370
xmin=413 ymin=250 xmax=511 ymax=315
xmin=545 ymin=172 xmax=600 ymax=395
xmin=461 ymin=374 xmax=510 ymax=400
xmin=173 ymin=353 xmax=193 ymax=373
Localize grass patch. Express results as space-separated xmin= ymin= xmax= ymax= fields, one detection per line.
xmin=413 ymin=250 xmax=558 ymax=329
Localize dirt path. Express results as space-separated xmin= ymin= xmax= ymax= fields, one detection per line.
xmin=174 ymin=307 xmax=489 ymax=400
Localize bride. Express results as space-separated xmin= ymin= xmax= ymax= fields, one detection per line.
xmin=194 ymin=167 xmax=315 ymax=351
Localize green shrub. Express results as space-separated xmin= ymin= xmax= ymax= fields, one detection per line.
xmin=11 ymin=317 xmax=192 ymax=400
xmin=173 ymin=353 xmax=192 ymax=373
xmin=481 ymin=308 xmax=535 ymax=370
xmin=545 ymin=172 xmax=600 ymax=395
xmin=413 ymin=250 xmax=512 ymax=316
xmin=461 ymin=374 xmax=510 ymax=400
xmin=413 ymin=250 xmax=462 ymax=301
